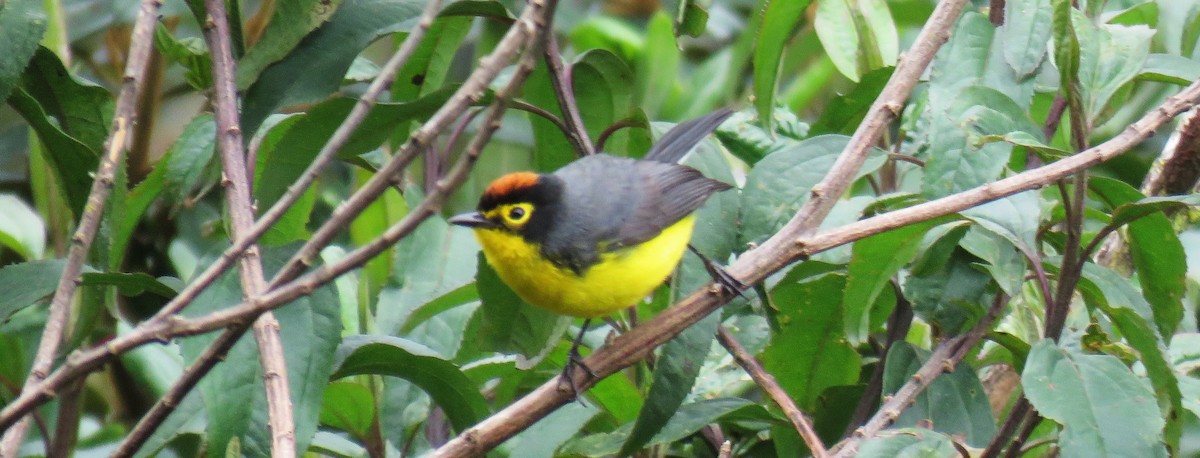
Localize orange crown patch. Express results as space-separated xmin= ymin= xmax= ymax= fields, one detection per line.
xmin=483 ymin=172 xmax=540 ymax=199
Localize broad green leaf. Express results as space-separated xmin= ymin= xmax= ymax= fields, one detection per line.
xmin=856 ymin=428 xmax=957 ymax=458
xmin=843 ymin=220 xmax=938 ymax=346
xmin=959 ymin=227 xmax=1027 ymax=296
xmin=390 ymin=15 xmax=471 ymax=104
xmin=962 ymin=190 xmax=1043 ymax=256
xmin=0 ymin=0 xmax=46 ymax=103
xmin=376 ymin=188 xmax=479 ymax=345
xmin=904 ymin=250 xmax=991 ymax=336
xmin=525 ymin=60 xmax=580 ymax=171
xmin=1001 ymin=0 xmax=1053 ymax=78
xmin=308 ymin=431 xmax=367 ymax=457
xmin=752 ymin=0 xmax=812 ymax=129
xmin=1099 ymin=306 xmax=1182 ymax=454
xmin=574 ymin=50 xmax=648 ymax=157
xmin=713 ymin=108 xmax=807 ymax=166
xmin=240 ymin=0 xmax=426 ymax=136
xmin=438 ymin=0 xmax=513 ymax=19
xmin=117 ymin=115 xmax=217 ymax=266
xmin=0 ymin=195 xmax=45 ymax=259
xmin=928 ymin=11 xmax=1035 ymax=111
xmin=882 ymin=343 xmax=996 ymax=447
xmin=1023 ymin=340 xmax=1167 ymax=457
xmin=1073 ymin=262 xmax=1156 ymax=326
xmin=1089 ymin=179 xmax=1193 ymax=338
xmin=568 ymin=16 xmax=643 ymax=64
xmin=815 ymin=0 xmax=897 ymax=82
xmin=1104 ymin=1 xmax=1157 ymax=27
xmin=1138 ymin=54 xmax=1200 ymax=86
xmin=154 ymin=24 xmax=212 ymax=89
xmin=80 ymin=272 xmax=177 ymax=298
xmin=505 ymin=403 xmax=600 ymax=457
xmin=922 ymin=87 xmax=1028 ymax=197
xmin=331 ymin=335 xmax=489 ymax=432
xmin=236 ymin=0 xmax=345 ymax=88
xmin=811 ymin=66 xmax=893 ymax=135
xmin=563 ymin=398 xmax=772 ymax=455
xmin=739 ymin=135 xmax=886 ymax=245
xmin=635 ymin=12 xmax=681 ymax=118
xmin=475 ymin=253 xmax=569 ymax=364
xmin=764 ymin=273 xmax=860 ymax=410
xmin=180 ymin=246 xmax=341 ymax=457
xmin=1073 ymin=10 xmax=1153 ymax=123
xmin=319 ymin=381 xmax=376 ymax=438
xmin=0 ymin=259 xmax=80 ymax=321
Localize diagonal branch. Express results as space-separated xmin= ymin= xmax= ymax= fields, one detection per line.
xmin=0 ymin=0 xmax=165 ymax=452
xmin=200 ymin=0 xmax=294 ymax=453
xmin=544 ymin=37 xmax=594 ymax=156
xmin=717 ymin=326 xmax=827 ymax=457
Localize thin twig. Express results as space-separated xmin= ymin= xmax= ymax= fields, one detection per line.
xmin=981 ymin=397 xmax=1032 ymax=458
xmin=716 ymin=326 xmax=827 ymax=457
xmin=594 ymin=119 xmax=642 ymax=153
xmin=201 ymin=0 xmax=294 ymax=452
xmin=510 ymin=99 xmax=571 ymax=137
xmin=0 ymin=0 xmax=164 ymax=452
xmin=830 ymin=294 xmax=1009 ymax=457
xmin=544 ymin=37 xmax=594 ymax=156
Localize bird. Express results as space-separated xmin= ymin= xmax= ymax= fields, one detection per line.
xmin=449 ymin=109 xmax=740 ymax=395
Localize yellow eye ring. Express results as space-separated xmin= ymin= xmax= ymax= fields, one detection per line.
xmin=501 ymin=203 xmax=533 ymax=229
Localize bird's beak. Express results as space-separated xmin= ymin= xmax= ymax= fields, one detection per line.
xmin=449 ymin=212 xmax=498 ymax=229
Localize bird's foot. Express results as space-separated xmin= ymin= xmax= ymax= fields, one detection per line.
xmin=560 ymin=346 xmax=596 ymax=404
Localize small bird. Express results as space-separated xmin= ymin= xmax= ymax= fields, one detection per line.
xmin=449 ymin=109 xmax=739 ymax=393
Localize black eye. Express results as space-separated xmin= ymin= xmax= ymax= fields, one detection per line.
xmin=508 ymin=207 xmax=525 ymax=220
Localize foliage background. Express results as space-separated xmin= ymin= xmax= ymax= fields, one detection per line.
xmin=1 ymin=0 xmax=1200 ymax=456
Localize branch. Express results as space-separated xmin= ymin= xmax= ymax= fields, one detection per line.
xmin=544 ymin=37 xmax=594 ymax=155
xmin=830 ymin=294 xmax=1009 ymax=456
xmin=200 ymin=0 xmax=295 ymax=453
xmin=0 ymin=0 xmax=164 ymax=452
xmin=716 ymin=326 xmax=827 ymax=457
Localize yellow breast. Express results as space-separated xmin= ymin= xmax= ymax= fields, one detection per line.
xmin=471 ymin=215 xmax=697 ymax=318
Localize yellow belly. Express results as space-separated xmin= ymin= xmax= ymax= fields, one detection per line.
xmin=472 ymin=215 xmax=696 ymax=318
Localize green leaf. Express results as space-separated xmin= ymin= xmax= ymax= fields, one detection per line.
xmin=1138 ymin=54 xmax=1200 ymax=86
xmin=903 ymin=249 xmax=991 ymax=336
xmin=1023 ymin=340 xmax=1167 ymax=457
xmin=1098 ymin=306 xmax=1182 ymax=454
xmin=1001 ymin=0 xmax=1053 ymax=78
xmin=843 ymin=220 xmax=938 ymax=346
xmin=438 ymin=0 xmax=514 ymax=19
xmin=1073 ymin=10 xmax=1153 ymax=123
xmin=856 ymin=428 xmax=958 ymax=458
xmin=154 ymin=24 xmax=213 ymax=89
xmin=0 ymin=194 xmax=45 ymax=259
xmin=80 ymin=271 xmax=177 ymax=298
xmin=574 ymin=50 xmax=648 ymax=157
xmin=236 ymin=0 xmax=345 ymax=88
xmin=959 ymin=227 xmax=1027 ymax=296
xmin=505 ymin=403 xmax=600 ymax=457
xmin=319 ymin=381 xmax=375 ymax=438
xmin=928 ymin=11 xmax=1035 ymax=111
xmin=739 ymin=135 xmax=886 ymax=245
xmin=713 ymin=108 xmax=807 ymax=166
xmin=0 ymin=259 xmax=82 ymax=321
xmin=1073 ymin=262 xmax=1156 ymax=326
xmin=635 ymin=12 xmax=681 ymax=118
xmin=240 ymin=0 xmax=426 ymax=136
xmin=0 ymin=0 xmax=46 ymax=103
xmin=524 ymin=60 xmax=579 ymax=171
xmin=815 ymin=0 xmax=897 ymax=82
xmin=331 ymin=335 xmax=489 ymax=432
xmin=563 ymin=398 xmax=771 ymax=455
xmin=962 ymin=190 xmax=1043 ymax=256
xmin=882 ymin=343 xmax=996 ymax=447
xmin=811 ymin=66 xmax=893 ymax=135
xmin=764 ymin=272 xmax=860 ymax=410
xmin=753 ymin=0 xmax=811 ymax=129
xmin=475 ymin=253 xmax=569 ymax=363
xmin=390 ymin=15 xmax=471 ymax=104
xmin=180 ymin=246 xmax=341 ymax=457
xmin=922 ymin=86 xmax=1029 ymax=198
xmin=376 ymin=187 xmax=480 ymax=346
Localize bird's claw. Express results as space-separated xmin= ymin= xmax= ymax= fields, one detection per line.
xmin=560 ymin=346 xmax=595 ymax=405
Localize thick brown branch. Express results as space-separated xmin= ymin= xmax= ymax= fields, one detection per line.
xmin=0 ymin=0 xmax=164 ymax=452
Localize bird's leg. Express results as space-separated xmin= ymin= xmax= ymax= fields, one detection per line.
xmin=687 ymin=244 xmax=747 ymax=298
xmin=562 ymin=318 xmax=596 ymax=402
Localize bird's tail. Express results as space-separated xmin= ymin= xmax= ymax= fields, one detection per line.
xmin=642 ymin=108 xmax=735 ymax=164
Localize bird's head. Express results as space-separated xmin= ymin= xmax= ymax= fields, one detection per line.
xmin=449 ymin=172 xmax=561 ymax=239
